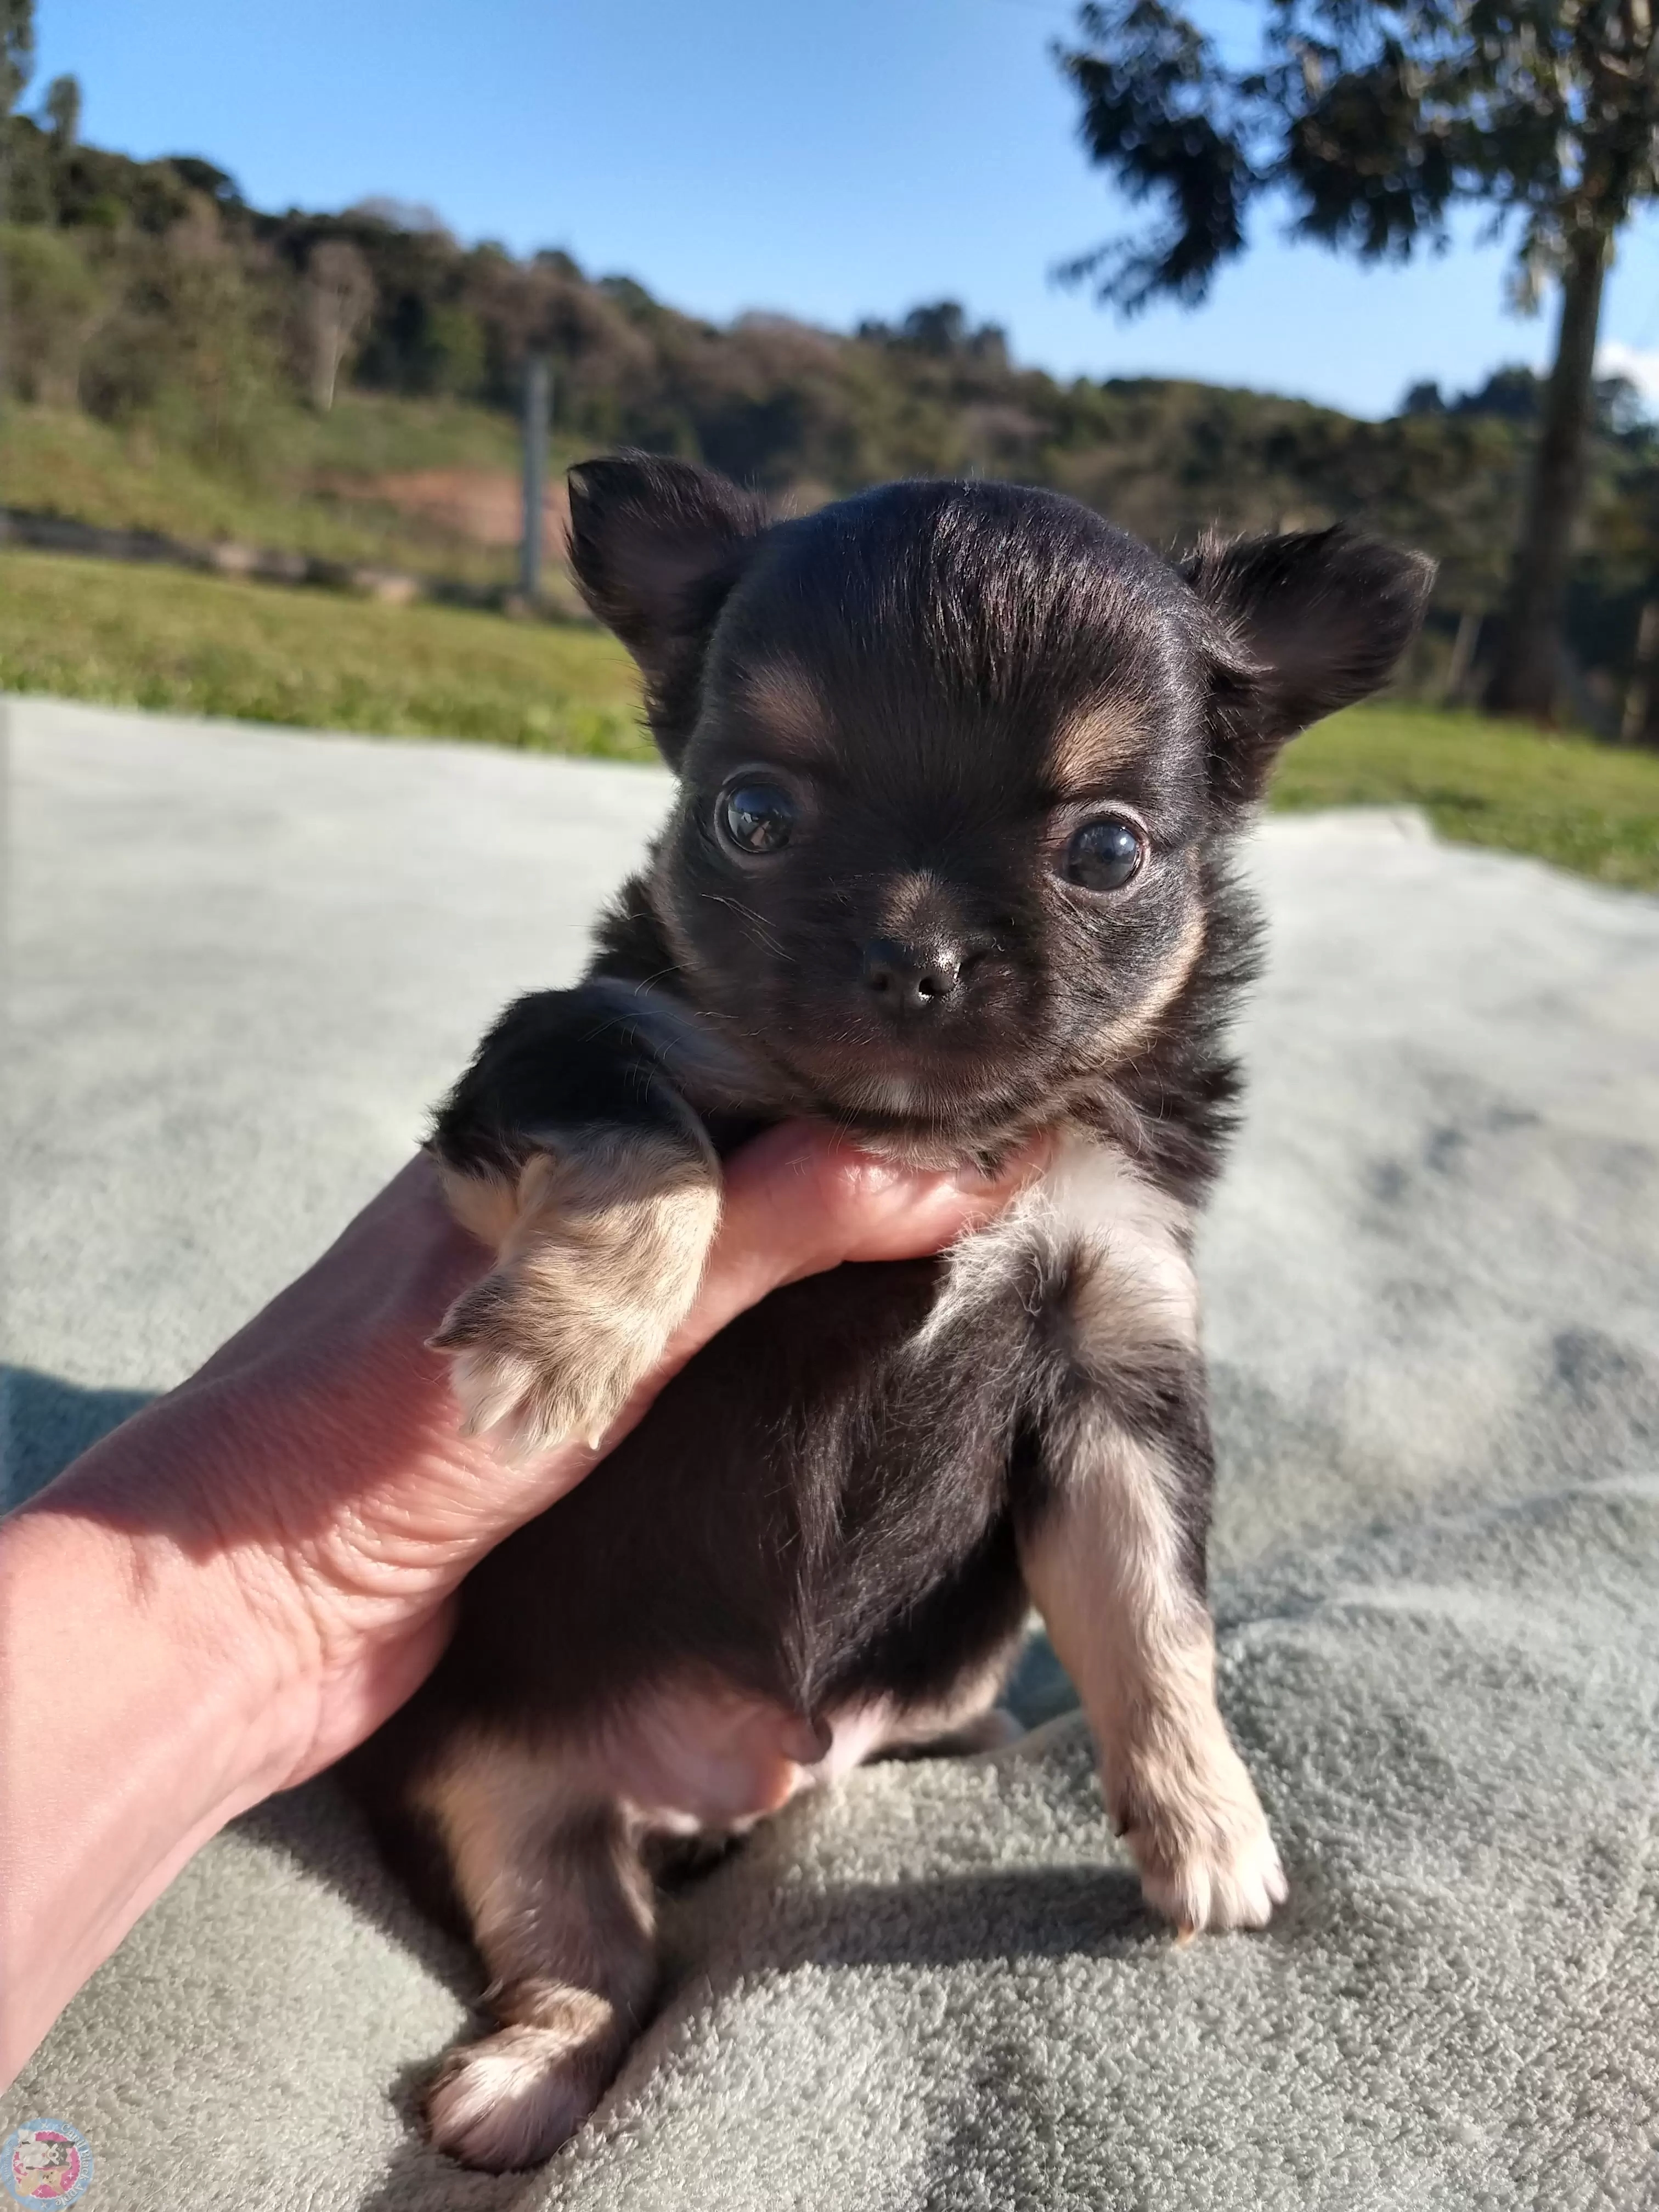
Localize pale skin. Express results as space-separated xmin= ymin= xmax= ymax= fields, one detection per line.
xmin=0 ymin=1127 xmax=1035 ymax=2087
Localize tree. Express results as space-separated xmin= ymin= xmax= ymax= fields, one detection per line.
xmin=301 ymin=237 xmax=374 ymax=410
xmin=0 ymin=0 xmax=35 ymax=411
xmin=41 ymin=69 xmax=77 ymax=149
xmin=80 ymin=199 xmax=289 ymax=472
xmin=0 ymin=0 xmax=32 ymax=124
xmin=0 ymin=223 xmax=104 ymax=402
xmin=1054 ymin=0 xmax=1659 ymax=721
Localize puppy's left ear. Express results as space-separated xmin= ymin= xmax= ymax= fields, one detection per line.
xmin=1182 ymin=526 xmax=1436 ymax=806
xmin=567 ymin=452 xmax=771 ymax=765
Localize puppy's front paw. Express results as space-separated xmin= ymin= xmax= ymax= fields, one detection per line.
xmin=1115 ymin=1735 xmax=1286 ymax=1935
xmin=432 ymin=1137 xmax=721 ymax=1457
xmin=424 ymin=2015 xmax=613 ymax=2171
xmin=431 ymin=1251 xmax=661 ymax=1457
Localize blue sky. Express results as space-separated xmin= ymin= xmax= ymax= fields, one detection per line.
xmin=30 ymin=0 xmax=1659 ymax=419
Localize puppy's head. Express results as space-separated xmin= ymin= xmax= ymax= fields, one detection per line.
xmin=569 ymin=455 xmax=1432 ymax=1145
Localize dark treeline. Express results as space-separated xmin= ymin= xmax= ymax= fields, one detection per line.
xmin=5 ymin=106 xmax=1659 ymax=731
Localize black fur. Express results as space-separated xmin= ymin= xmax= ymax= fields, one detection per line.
xmin=439 ymin=1256 xmax=1035 ymax=1727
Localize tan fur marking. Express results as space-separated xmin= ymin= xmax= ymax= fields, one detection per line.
xmin=424 ymin=2020 xmax=615 ymax=2171
xmin=439 ymin=1161 xmax=521 ymax=1249
xmin=735 ymin=655 xmax=831 ymax=759
xmin=981 ymin=1136 xmax=1278 ymax=1931
xmin=917 ymin=1128 xmax=1198 ymax=1363
xmin=1048 ymin=703 xmax=1147 ymax=789
xmin=1019 ymin=1428 xmax=1284 ymax=1934
xmin=417 ymin=1736 xmax=656 ymax=1983
xmin=415 ymin=1734 xmax=657 ymax=2170
xmin=866 ymin=1651 xmax=1023 ymax=1759
xmin=1046 ymin=1131 xmax=1201 ymax=1352
xmin=435 ymin=1126 xmax=722 ymax=1455
xmin=1085 ymin=896 xmax=1207 ymax=1066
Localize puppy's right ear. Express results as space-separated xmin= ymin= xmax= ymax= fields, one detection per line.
xmin=566 ymin=453 xmax=770 ymax=764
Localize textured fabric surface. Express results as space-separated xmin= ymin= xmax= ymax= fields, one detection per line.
xmin=5 ymin=696 xmax=1657 ymax=2211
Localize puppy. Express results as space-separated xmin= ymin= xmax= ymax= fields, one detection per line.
xmin=345 ymin=457 xmax=1432 ymax=2171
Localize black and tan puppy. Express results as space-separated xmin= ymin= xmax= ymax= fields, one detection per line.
xmin=347 ymin=458 xmax=1431 ymax=2170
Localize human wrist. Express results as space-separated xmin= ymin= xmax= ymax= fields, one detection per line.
xmin=0 ymin=1502 xmax=309 ymax=2081
xmin=16 ymin=1387 xmax=343 ymax=1788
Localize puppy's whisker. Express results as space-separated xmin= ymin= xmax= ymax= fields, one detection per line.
xmin=699 ymin=891 xmax=794 ymax=964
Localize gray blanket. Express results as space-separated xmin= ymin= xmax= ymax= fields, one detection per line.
xmin=5 ymin=697 xmax=1657 ymax=2211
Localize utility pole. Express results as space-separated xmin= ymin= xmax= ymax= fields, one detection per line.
xmin=519 ymin=353 xmax=551 ymax=607
xmin=1442 ymin=609 xmax=1481 ymax=705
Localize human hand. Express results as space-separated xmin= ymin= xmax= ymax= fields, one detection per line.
xmin=27 ymin=1126 xmax=1037 ymax=1793
xmin=1 ymin=1120 xmax=1038 ymax=2084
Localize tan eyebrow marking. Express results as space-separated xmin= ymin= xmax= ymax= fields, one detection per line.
xmin=731 ymin=657 xmax=833 ymax=760
xmin=1048 ymin=703 xmax=1148 ymax=792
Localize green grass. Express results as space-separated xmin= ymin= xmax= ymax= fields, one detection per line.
xmin=2 ymin=545 xmax=1656 ymax=889
xmin=0 ymin=398 xmax=592 ymax=597
xmin=0 ymin=546 xmax=650 ymax=757
xmin=1273 ymin=702 xmax=1659 ymax=892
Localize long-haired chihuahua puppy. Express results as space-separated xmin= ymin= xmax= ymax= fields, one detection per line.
xmin=346 ymin=457 xmax=1431 ymax=2170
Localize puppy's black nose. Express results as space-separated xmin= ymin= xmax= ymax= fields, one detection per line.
xmin=860 ymin=936 xmax=964 ymax=1013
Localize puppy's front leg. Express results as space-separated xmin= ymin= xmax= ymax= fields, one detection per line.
xmin=429 ymin=985 xmax=721 ymax=1456
xmin=1019 ymin=1181 xmax=1284 ymax=1933
xmin=1022 ymin=1405 xmax=1284 ymax=1933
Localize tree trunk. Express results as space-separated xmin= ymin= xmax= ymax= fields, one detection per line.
xmin=1484 ymin=233 xmax=1609 ymax=722
xmin=1621 ymin=597 xmax=1659 ymax=744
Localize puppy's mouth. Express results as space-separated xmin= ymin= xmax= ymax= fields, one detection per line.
xmin=761 ymin=1029 xmax=1049 ymax=1139
xmin=664 ymin=941 xmax=1057 ymax=1139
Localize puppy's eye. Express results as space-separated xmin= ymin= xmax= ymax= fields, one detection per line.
xmin=1063 ymin=816 xmax=1145 ymax=893
xmin=719 ymin=782 xmax=796 ymax=855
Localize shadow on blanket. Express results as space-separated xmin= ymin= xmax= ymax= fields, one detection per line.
xmin=1 ymin=1365 xmax=156 ymax=1509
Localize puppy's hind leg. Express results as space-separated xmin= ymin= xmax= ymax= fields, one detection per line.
xmin=868 ymin=1649 xmax=1027 ymax=1761
xmin=415 ymin=1736 xmax=657 ymax=2172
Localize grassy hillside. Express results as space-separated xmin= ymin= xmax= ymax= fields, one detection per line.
xmin=0 ymin=398 xmax=594 ymax=597
xmin=8 ymin=103 xmax=1659 ymax=722
xmin=0 ymin=546 xmax=646 ymax=755
xmin=4 ymin=545 xmax=1654 ymax=888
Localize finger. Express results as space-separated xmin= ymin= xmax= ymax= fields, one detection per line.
xmin=831 ymin=1138 xmax=1049 ymax=1267
xmin=716 ymin=1121 xmax=1047 ymax=1294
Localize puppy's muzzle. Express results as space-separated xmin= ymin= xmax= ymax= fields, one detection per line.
xmin=860 ymin=935 xmax=977 ymax=1017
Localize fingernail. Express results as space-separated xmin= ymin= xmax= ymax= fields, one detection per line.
xmin=949 ymin=1164 xmax=1022 ymax=1198
xmin=951 ymin=1137 xmax=1047 ymax=1193
xmin=834 ymin=1146 xmax=906 ymax=1191
xmin=949 ymin=1159 xmax=1005 ymax=1190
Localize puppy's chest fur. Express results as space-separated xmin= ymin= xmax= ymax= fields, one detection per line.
xmin=430 ymin=1124 xmax=1195 ymax=1741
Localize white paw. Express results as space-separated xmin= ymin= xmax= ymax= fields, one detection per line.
xmin=424 ymin=2022 xmax=608 ymax=2171
xmin=1116 ymin=1740 xmax=1287 ymax=1934
xmin=430 ymin=1254 xmax=659 ymax=1457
